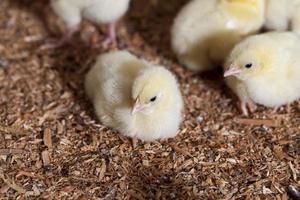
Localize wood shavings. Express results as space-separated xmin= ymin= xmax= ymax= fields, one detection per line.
xmin=39 ymin=105 xmax=68 ymax=125
xmin=41 ymin=150 xmax=51 ymax=166
xmin=235 ymin=118 xmax=280 ymax=127
xmin=127 ymin=190 xmax=145 ymax=200
xmin=16 ymin=171 xmax=43 ymax=180
xmin=97 ymin=160 xmax=106 ymax=181
xmin=273 ymin=145 xmax=289 ymax=160
xmin=0 ymin=185 xmax=10 ymax=194
xmin=262 ymin=186 xmax=274 ymax=194
xmin=43 ymin=128 xmax=53 ymax=149
xmin=288 ymin=162 xmax=299 ymax=181
xmin=0 ymin=148 xmax=26 ymax=155
xmin=0 ymin=125 xmax=30 ymax=135
xmin=0 ymin=0 xmax=298 ymax=199
xmin=170 ymin=143 xmax=193 ymax=157
xmin=224 ymin=188 xmax=238 ymax=200
xmin=0 ymin=173 xmax=26 ymax=194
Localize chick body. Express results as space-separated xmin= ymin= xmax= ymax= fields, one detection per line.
xmin=224 ymin=32 xmax=300 ymax=114
xmin=85 ymin=51 xmax=183 ymax=141
xmin=265 ymin=0 xmax=300 ymax=34
xmin=171 ymin=0 xmax=265 ymax=72
xmin=48 ymin=0 xmax=130 ymax=47
xmin=51 ymin=0 xmax=130 ymax=28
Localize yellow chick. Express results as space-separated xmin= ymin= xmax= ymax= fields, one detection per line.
xmin=224 ymin=32 xmax=300 ymax=115
xmin=85 ymin=51 xmax=184 ymax=141
xmin=265 ymin=0 xmax=300 ymax=34
xmin=45 ymin=0 xmax=130 ymax=48
xmin=171 ymin=0 xmax=265 ymax=72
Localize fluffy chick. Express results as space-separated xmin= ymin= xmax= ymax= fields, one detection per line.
xmin=85 ymin=51 xmax=183 ymax=141
xmin=265 ymin=0 xmax=300 ymax=35
xmin=224 ymin=32 xmax=300 ymax=115
xmin=171 ymin=0 xmax=265 ymax=72
xmin=45 ymin=0 xmax=130 ymax=48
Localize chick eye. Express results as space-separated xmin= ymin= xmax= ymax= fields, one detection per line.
xmin=245 ymin=63 xmax=252 ymax=69
xmin=150 ymin=96 xmax=157 ymax=102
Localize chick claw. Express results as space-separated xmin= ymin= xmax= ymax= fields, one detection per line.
xmin=40 ymin=27 xmax=77 ymax=50
xmin=239 ymin=100 xmax=257 ymax=116
xmin=40 ymin=38 xmax=68 ymax=50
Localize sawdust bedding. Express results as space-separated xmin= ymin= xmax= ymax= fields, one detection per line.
xmin=0 ymin=0 xmax=299 ymax=199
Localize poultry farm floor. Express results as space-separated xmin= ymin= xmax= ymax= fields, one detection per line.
xmin=0 ymin=0 xmax=299 ymax=199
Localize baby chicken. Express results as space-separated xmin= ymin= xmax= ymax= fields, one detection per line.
xmin=171 ymin=0 xmax=265 ymax=72
xmin=85 ymin=51 xmax=183 ymax=141
xmin=224 ymin=32 xmax=300 ymax=115
xmin=45 ymin=0 xmax=130 ymax=48
xmin=265 ymin=0 xmax=300 ymax=35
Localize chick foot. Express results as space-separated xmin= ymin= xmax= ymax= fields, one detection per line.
xmin=239 ymin=100 xmax=257 ymax=116
xmin=40 ymin=27 xmax=77 ymax=50
xmin=272 ymin=106 xmax=280 ymax=113
xmin=272 ymin=103 xmax=292 ymax=114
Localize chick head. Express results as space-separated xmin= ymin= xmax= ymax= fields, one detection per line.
xmin=132 ymin=67 xmax=178 ymax=115
xmin=224 ymin=36 xmax=278 ymax=80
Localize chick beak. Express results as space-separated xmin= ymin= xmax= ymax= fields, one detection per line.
xmin=132 ymin=101 xmax=143 ymax=115
xmin=224 ymin=66 xmax=241 ymax=77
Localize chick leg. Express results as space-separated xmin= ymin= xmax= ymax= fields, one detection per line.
xmin=40 ymin=26 xmax=77 ymax=50
xmin=131 ymin=138 xmax=138 ymax=148
xmin=272 ymin=106 xmax=280 ymax=113
xmin=102 ymin=22 xmax=117 ymax=46
xmin=239 ymin=99 xmax=257 ymax=116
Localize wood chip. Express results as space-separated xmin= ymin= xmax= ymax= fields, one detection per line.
xmin=41 ymin=150 xmax=51 ymax=166
xmin=273 ymin=146 xmax=293 ymax=161
xmin=170 ymin=143 xmax=193 ymax=157
xmin=235 ymin=118 xmax=280 ymax=127
xmin=142 ymin=160 xmax=150 ymax=167
xmin=288 ymin=162 xmax=299 ymax=181
xmin=43 ymin=128 xmax=53 ymax=149
xmin=0 ymin=148 xmax=26 ymax=155
xmin=98 ymin=160 xmax=106 ymax=181
xmin=17 ymin=171 xmax=45 ymax=180
xmin=263 ymin=186 xmax=273 ymax=194
xmin=39 ymin=105 xmax=67 ymax=125
xmin=70 ymin=176 xmax=100 ymax=183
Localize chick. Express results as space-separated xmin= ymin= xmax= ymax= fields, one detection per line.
xmin=224 ymin=32 xmax=300 ymax=115
xmin=85 ymin=51 xmax=183 ymax=141
xmin=265 ymin=0 xmax=300 ymax=35
xmin=171 ymin=0 xmax=265 ymax=72
xmin=45 ymin=0 xmax=130 ymax=48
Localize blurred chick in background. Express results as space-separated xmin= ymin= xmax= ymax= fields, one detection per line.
xmin=44 ymin=0 xmax=130 ymax=48
xmin=171 ymin=0 xmax=265 ymax=72
xmin=85 ymin=51 xmax=183 ymax=141
xmin=224 ymin=32 xmax=300 ymax=115
xmin=265 ymin=0 xmax=300 ymax=34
